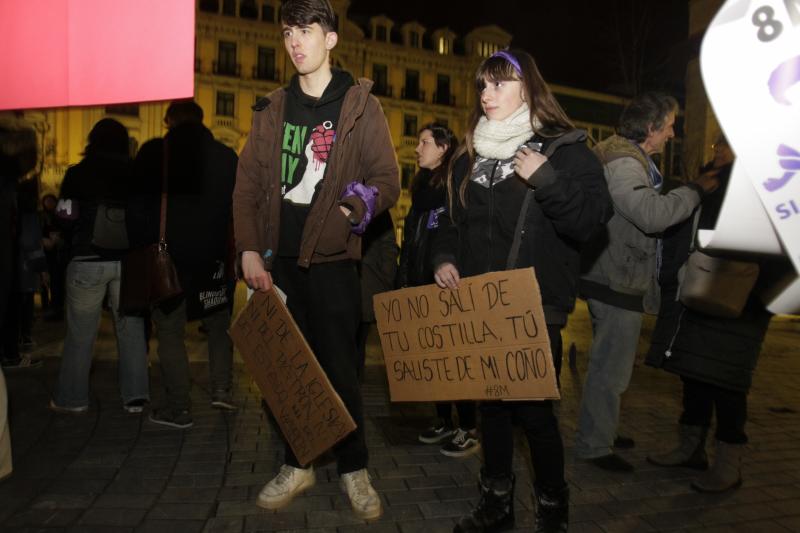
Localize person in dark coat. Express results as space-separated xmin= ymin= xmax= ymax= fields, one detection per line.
xmin=0 ymin=113 xmax=39 ymax=479
xmin=128 ymin=100 xmax=238 ymax=428
xmin=433 ymin=49 xmax=613 ymax=533
xmin=645 ymin=137 xmax=773 ymax=493
xmin=356 ymin=209 xmax=397 ymax=379
xmin=396 ymin=123 xmax=480 ymax=458
xmin=51 ymin=118 xmax=150 ymax=414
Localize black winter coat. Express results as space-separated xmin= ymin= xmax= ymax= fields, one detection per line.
xmin=58 ymin=153 xmax=135 ymax=261
xmin=396 ymin=170 xmax=446 ymax=289
xmin=433 ymin=130 xmax=612 ymax=325
xmin=128 ymin=123 xmax=238 ymax=297
xmin=645 ymin=179 xmax=773 ymax=392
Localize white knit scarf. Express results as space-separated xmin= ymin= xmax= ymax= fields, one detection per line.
xmin=472 ymin=103 xmax=539 ymax=160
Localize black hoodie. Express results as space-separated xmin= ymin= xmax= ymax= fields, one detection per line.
xmin=278 ymin=69 xmax=354 ymax=257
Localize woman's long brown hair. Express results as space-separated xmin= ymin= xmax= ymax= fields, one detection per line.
xmin=448 ymin=49 xmax=574 ymax=210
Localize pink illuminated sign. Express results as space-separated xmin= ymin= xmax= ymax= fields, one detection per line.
xmin=0 ymin=0 xmax=195 ymax=110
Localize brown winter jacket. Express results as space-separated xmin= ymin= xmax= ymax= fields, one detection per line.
xmin=233 ymin=78 xmax=399 ymax=269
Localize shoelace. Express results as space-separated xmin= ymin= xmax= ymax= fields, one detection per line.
xmin=348 ymin=472 xmax=372 ymax=498
xmin=452 ymin=428 xmax=469 ymax=446
xmin=275 ymin=465 xmax=295 ymax=486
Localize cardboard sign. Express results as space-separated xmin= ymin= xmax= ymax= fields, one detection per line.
xmin=229 ymin=289 xmax=356 ymax=466
xmin=373 ymin=268 xmax=560 ymax=402
xmin=0 ymin=0 xmax=194 ymax=110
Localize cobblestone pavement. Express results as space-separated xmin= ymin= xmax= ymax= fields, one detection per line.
xmin=2 ymin=300 xmax=799 ymax=533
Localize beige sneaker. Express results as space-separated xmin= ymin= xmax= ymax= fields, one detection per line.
xmin=256 ymin=465 xmax=315 ymax=509
xmin=340 ymin=469 xmax=382 ymax=520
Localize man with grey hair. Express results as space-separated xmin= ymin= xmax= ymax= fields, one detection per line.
xmin=575 ymin=92 xmax=719 ymax=471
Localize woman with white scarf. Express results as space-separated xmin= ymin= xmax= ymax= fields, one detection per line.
xmin=432 ymin=50 xmax=612 ymax=533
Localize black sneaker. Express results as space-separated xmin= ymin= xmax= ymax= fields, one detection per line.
xmin=613 ymin=435 xmax=635 ymax=449
xmin=588 ymin=453 xmax=634 ymax=472
xmin=211 ymin=389 xmax=237 ymax=411
xmin=418 ymin=423 xmax=454 ymax=444
xmin=124 ymin=398 xmax=148 ymax=414
xmin=148 ymin=409 xmax=193 ymax=429
xmin=440 ymin=428 xmax=481 ymax=458
xmin=2 ymin=354 xmax=43 ymax=370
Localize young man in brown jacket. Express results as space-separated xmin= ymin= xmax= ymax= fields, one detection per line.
xmin=232 ymin=0 xmax=399 ymax=521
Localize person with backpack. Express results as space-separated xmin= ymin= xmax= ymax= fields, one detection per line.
xmin=50 ymin=118 xmax=149 ymax=414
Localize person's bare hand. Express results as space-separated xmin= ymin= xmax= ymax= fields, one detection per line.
xmin=694 ymin=173 xmax=720 ymax=194
xmin=434 ymin=262 xmax=460 ymax=289
xmin=241 ymin=251 xmax=273 ymax=292
xmin=513 ymin=146 xmax=548 ymax=180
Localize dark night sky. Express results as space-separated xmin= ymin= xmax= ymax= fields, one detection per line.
xmin=347 ymin=0 xmax=690 ymax=98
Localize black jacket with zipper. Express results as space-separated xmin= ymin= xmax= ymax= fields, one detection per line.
xmin=433 ymin=130 xmax=612 ymax=325
xmin=644 ymin=205 xmax=773 ymax=393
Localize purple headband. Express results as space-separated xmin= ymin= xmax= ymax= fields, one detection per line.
xmin=490 ymin=50 xmax=522 ymax=76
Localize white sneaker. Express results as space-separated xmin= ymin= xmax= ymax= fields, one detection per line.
xmin=340 ymin=469 xmax=382 ymax=520
xmin=256 ymin=465 xmax=315 ymax=510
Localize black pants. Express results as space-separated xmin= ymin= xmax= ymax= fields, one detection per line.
xmin=436 ymin=401 xmax=477 ymax=430
xmin=680 ymin=376 xmax=748 ymax=444
xmin=481 ymin=324 xmax=565 ymax=490
xmin=272 ymin=257 xmax=367 ymax=475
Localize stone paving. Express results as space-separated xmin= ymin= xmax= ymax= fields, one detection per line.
xmin=2 ymin=300 xmax=800 ymax=532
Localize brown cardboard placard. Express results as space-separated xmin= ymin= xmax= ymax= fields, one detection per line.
xmin=373 ymin=268 xmax=560 ymax=402
xmin=229 ymin=288 xmax=356 ymax=466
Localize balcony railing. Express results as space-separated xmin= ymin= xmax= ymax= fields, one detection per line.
xmin=401 ymin=87 xmax=425 ymax=102
xmin=433 ymin=92 xmax=456 ymax=106
xmin=213 ymin=61 xmax=241 ymax=77
xmin=215 ymin=117 xmax=236 ymax=128
xmin=252 ymin=66 xmax=280 ymax=81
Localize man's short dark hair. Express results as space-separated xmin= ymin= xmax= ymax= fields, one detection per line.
xmin=280 ymin=0 xmax=336 ymax=33
xmin=165 ymin=100 xmax=204 ymax=126
xmin=617 ymin=92 xmax=679 ymax=143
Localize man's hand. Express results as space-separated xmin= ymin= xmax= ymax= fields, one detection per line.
xmin=513 ymin=146 xmax=548 ymax=180
xmin=434 ymin=262 xmax=460 ymax=289
xmin=241 ymin=251 xmax=273 ymax=292
xmin=694 ymin=173 xmax=720 ymax=194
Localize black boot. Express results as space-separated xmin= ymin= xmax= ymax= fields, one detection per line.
xmin=534 ymin=483 xmax=569 ymax=533
xmin=453 ymin=471 xmax=515 ymax=532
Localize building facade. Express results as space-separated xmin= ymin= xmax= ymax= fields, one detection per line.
xmin=24 ymin=0 xmax=682 ymax=241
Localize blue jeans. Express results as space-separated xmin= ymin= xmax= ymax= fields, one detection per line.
xmin=54 ymin=260 xmax=149 ymax=408
xmin=574 ymin=298 xmax=643 ymax=459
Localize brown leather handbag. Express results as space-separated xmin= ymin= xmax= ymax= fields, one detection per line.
xmin=120 ymin=139 xmax=182 ymax=313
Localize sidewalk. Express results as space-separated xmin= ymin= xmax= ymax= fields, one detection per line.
xmin=1 ymin=303 xmax=800 ymax=532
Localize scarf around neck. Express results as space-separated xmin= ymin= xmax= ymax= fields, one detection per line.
xmin=473 ymin=103 xmax=538 ymax=160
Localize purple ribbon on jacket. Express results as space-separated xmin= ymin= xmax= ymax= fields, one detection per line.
xmin=341 ymin=181 xmax=378 ymax=235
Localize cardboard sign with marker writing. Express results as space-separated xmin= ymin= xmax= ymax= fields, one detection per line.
xmin=373 ymin=268 xmax=560 ymax=402
xmin=229 ymin=289 xmax=356 ymax=466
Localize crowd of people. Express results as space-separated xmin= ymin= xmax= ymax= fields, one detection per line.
xmin=0 ymin=0 xmax=780 ymax=530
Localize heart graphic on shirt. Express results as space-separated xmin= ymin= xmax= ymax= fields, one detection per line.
xmin=310 ymin=123 xmax=335 ymax=163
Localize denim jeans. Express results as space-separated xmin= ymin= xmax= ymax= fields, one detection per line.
xmin=0 ymin=368 xmax=11 ymax=479
xmin=54 ymin=260 xmax=149 ymax=408
xmin=574 ymin=298 xmax=643 ymax=459
xmin=151 ymin=299 xmax=233 ymax=412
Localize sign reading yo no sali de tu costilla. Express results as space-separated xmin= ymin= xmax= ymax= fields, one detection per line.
xmin=228 ymin=288 xmax=356 ymax=467
xmin=373 ymin=268 xmax=559 ymax=402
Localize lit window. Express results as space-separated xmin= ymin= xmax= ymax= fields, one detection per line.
xmin=438 ymin=37 xmax=450 ymax=55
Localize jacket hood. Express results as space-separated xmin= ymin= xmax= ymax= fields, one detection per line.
xmin=288 ymin=69 xmax=355 ymax=108
xmin=593 ymin=134 xmax=649 ymax=171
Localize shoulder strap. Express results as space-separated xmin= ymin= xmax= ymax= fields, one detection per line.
xmin=159 ymin=137 xmax=169 ymax=246
xmin=506 ymin=139 xmax=558 ymax=270
xmin=506 ymin=189 xmax=534 ymax=270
